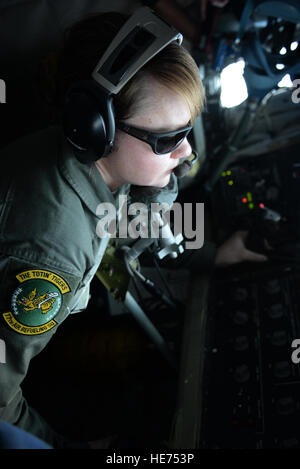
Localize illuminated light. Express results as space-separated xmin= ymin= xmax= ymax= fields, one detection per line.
xmin=291 ymin=41 xmax=298 ymax=51
xmin=226 ymin=170 xmax=231 ymax=176
xmin=246 ymin=192 xmax=252 ymax=202
xmin=248 ymin=203 xmax=254 ymax=209
xmin=242 ymin=197 xmax=247 ymax=203
xmin=228 ymin=180 xmax=234 ymax=186
xmin=279 ymin=46 xmax=287 ymax=55
xmin=276 ymin=63 xmax=285 ymax=70
xmin=278 ymin=73 xmax=293 ymax=88
xmin=220 ymin=59 xmax=248 ymax=108
xmin=259 ymin=203 xmax=265 ymax=209
xmin=222 ymin=171 xmax=227 ymax=176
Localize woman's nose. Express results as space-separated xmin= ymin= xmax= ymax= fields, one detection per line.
xmin=170 ymin=138 xmax=192 ymax=160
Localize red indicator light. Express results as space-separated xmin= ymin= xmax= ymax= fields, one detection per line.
xmin=259 ymin=203 xmax=265 ymax=209
xmin=242 ymin=198 xmax=247 ymax=203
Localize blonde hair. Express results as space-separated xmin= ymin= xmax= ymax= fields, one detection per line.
xmin=51 ymin=12 xmax=205 ymax=122
xmin=114 ymin=42 xmax=205 ymax=124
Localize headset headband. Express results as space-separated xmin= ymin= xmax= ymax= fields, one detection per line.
xmin=91 ymin=6 xmax=183 ymax=95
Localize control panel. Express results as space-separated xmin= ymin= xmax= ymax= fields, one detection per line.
xmin=201 ymin=266 xmax=300 ymax=448
xmin=211 ymin=144 xmax=300 ymax=247
xmin=200 ymin=143 xmax=300 ymax=448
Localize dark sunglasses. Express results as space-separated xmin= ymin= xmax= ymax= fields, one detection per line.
xmin=116 ymin=121 xmax=193 ymax=155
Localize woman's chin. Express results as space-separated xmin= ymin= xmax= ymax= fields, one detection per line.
xmin=152 ymin=174 xmax=171 ymax=188
xmin=131 ymin=173 xmax=170 ymax=188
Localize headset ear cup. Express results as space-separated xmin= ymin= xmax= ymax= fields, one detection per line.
xmin=63 ymin=82 xmax=115 ymax=163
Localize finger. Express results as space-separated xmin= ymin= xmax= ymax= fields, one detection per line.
xmin=243 ymin=249 xmax=268 ymax=263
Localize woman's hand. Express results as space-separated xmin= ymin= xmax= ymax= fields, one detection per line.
xmin=215 ymin=230 xmax=268 ymax=267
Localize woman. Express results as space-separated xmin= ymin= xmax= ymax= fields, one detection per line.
xmin=0 ymin=8 xmax=205 ymax=448
xmin=0 ymin=8 xmax=266 ymax=449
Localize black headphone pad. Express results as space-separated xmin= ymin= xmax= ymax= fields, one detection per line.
xmin=63 ymin=81 xmax=115 ymax=163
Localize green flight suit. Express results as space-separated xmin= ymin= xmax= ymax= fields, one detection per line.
xmin=0 ymin=126 xmax=131 ymax=447
xmin=0 ymin=125 xmax=216 ymax=448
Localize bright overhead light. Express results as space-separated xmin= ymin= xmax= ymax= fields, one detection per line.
xmin=220 ymin=59 xmax=248 ymax=108
xmin=279 ymin=47 xmax=287 ymax=55
xmin=291 ymin=41 xmax=298 ymax=51
xmin=276 ymin=63 xmax=285 ymax=70
xmin=277 ymin=74 xmax=293 ymax=88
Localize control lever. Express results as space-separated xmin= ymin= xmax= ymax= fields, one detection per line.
xmin=246 ymin=206 xmax=295 ymax=262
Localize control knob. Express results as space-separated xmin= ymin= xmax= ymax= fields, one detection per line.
xmin=265 ymin=279 xmax=280 ymax=295
xmin=268 ymin=303 xmax=284 ymax=319
xmin=234 ymin=364 xmax=250 ymax=383
xmin=233 ymin=311 xmax=249 ymax=325
xmin=276 ymin=397 xmax=295 ymax=416
xmin=270 ymin=330 xmax=287 ymax=346
xmin=234 ymin=336 xmax=249 ymax=352
xmin=273 ymin=361 xmax=291 ymax=379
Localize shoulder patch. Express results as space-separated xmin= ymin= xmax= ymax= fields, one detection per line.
xmin=3 ymin=269 xmax=71 ymax=335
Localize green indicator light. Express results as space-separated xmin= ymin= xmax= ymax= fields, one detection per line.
xmin=222 ymin=171 xmax=226 ymax=177
xmin=248 ymin=203 xmax=254 ymax=209
xmin=228 ymin=180 xmax=234 ymax=186
xmin=226 ymin=170 xmax=231 ymax=176
xmin=247 ymin=192 xmax=252 ymax=202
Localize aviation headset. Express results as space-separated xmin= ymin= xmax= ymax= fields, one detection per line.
xmin=63 ymin=7 xmax=183 ymax=164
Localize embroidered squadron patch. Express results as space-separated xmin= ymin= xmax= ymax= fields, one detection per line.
xmin=2 ymin=269 xmax=71 ymax=335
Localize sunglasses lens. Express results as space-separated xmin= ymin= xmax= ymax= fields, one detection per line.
xmin=156 ymin=129 xmax=190 ymax=154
